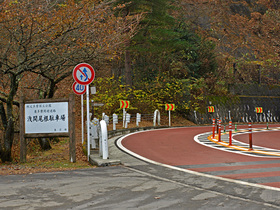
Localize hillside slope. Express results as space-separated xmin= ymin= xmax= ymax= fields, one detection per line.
xmin=180 ymin=0 xmax=280 ymax=84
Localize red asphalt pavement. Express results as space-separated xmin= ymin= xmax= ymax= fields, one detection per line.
xmin=234 ymin=130 xmax=280 ymax=150
xmin=121 ymin=124 xmax=280 ymax=188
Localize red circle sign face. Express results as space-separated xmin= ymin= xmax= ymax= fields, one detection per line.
xmin=72 ymin=82 xmax=86 ymax=95
xmin=73 ymin=63 xmax=95 ymax=85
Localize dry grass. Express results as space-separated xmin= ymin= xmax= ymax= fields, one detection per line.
xmin=1 ymin=139 xmax=93 ymax=175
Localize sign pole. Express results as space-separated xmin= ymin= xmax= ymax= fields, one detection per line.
xmin=169 ymin=110 xmax=171 ymax=127
xmin=165 ymin=104 xmax=174 ymax=127
xmin=69 ymin=94 xmax=76 ymax=163
xmin=86 ymin=85 xmax=90 ymax=161
xmin=72 ymin=63 xmax=95 ymax=162
xmin=123 ymin=108 xmax=126 ymax=128
xmin=81 ymin=94 xmax=84 ymax=144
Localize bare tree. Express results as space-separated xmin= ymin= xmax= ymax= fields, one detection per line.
xmin=0 ymin=0 xmax=141 ymax=161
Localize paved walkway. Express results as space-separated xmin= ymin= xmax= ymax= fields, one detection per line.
xmin=1 ymin=126 xmax=280 ymax=209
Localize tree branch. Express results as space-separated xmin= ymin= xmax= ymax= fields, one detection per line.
xmin=0 ymin=96 xmax=20 ymax=107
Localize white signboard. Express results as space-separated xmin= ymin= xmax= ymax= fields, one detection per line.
xmin=113 ymin=114 xmax=118 ymax=124
xmin=25 ymin=102 xmax=69 ymax=134
xmin=126 ymin=113 xmax=131 ymax=123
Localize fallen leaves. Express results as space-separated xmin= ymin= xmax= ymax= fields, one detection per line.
xmin=0 ymin=141 xmax=93 ymax=175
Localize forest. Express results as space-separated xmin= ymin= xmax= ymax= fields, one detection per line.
xmin=0 ymin=0 xmax=279 ymax=162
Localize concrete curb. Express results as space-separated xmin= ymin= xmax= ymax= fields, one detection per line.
xmin=89 ymin=151 xmax=122 ymax=167
xmin=89 ymin=126 xmax=169 ymax=166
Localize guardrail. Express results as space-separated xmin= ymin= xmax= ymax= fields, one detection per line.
xmin=88 ymin=110 xmax=166 ymax=159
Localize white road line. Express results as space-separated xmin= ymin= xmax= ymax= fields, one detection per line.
xmin=116 ymin=128 xmax=280 ymax=192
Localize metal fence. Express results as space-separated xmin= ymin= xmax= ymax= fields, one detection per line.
xmin=188 ymin=84 xmax=280 ymax=124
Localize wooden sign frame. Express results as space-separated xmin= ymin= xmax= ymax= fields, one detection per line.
xmin=20 ymin=94 xmax=76 ymax=163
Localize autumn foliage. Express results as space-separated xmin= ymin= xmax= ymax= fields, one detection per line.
xmin=0 ymin=0 xmax=141 ymax=162
xmin=180 ymin=0 xmax=280 ymax=84
xmin=0 ymin=0 xmax=279 ymax=163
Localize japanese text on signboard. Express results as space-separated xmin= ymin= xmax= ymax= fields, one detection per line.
xmin=25 ymin=102 xmax=69 ymax=134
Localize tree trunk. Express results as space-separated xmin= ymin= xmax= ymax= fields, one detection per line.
xmin=0 ymin=74 xmax=17 ymax=162
xmin=1 ymin=118 xmax=14 ymax=162
xmin=47 ymin=80 xmax=56 ymax=99
xmin=38 ymin=138 xmax=52 ymax=151
xmin=0 ymin=102 xmax=7 ymax=129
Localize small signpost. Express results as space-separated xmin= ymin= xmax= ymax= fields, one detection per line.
xmin=72 ymin=82 xmax=86 ymax=95
xmin=72 ymin=81 xmax=85 ymax=144
xmin=255 ymin=107 xmax=263 ymax=113
xmin=208 ymin=106 xmax=215 ymax=113
xmin=165 ymin=104 xmax=175 ymax=126
xmin=73 ymin=63 xmax=95 ymax=161
xmin=120 ymin=100 xmax=130 ymax=127
xmin=120 ymin=100 xmax=130 ymax=109
xmin=255 ymin=107 xmax=263 ymax=122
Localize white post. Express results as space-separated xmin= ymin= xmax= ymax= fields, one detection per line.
xmin=125 ymin=113 xmax=130 ymax=128
xmin=100 ymin=120 xmax=108 ymax=159
xmin=153 ymin=109 xmax=160 ymax=126
xmin=91 ymin=118 xmax=98 ymax=149
xmin=104 ymin=115 xmax=109 ymax=125
xmin=89 ymin=122 xmax=94 ymax=149
xmin=169 ymin=110 xmax=171 ymax=127
xmin=81 ymin=94 xmax=84 ymax=144
xmin=153 ymin=110 xmax=157 ymax=126
xmin=113 ymin=114 xmax=118 ymax=130
xmin=86 ymin=85 xmax=90 ymax=161
xmin=136 ymin=113 xmax=141 ymax=127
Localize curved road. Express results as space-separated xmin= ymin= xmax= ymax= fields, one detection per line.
xmin=1 ymin=124 xmax=280 ymax=209
xmin=119 ymin=125 xmax=280 ymax=189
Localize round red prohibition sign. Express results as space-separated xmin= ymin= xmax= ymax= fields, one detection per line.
xmin=72 ymin=82 xmax=86 ymax=95
xmin=73 ymin=63 xmax=95 ymax=85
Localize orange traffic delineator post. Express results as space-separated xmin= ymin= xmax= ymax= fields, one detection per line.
xmin=216 ymin=118 xmax=219 ymax=134
xmin=248 ymin=122 xmax=253 ymax=151
xmin=228 ymin=121 xmax=232 ymax=146
xmin=218 ymin=120 xmax=221 ymax=142
xmin=212 ymin=119 xmax=215 ymax=139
